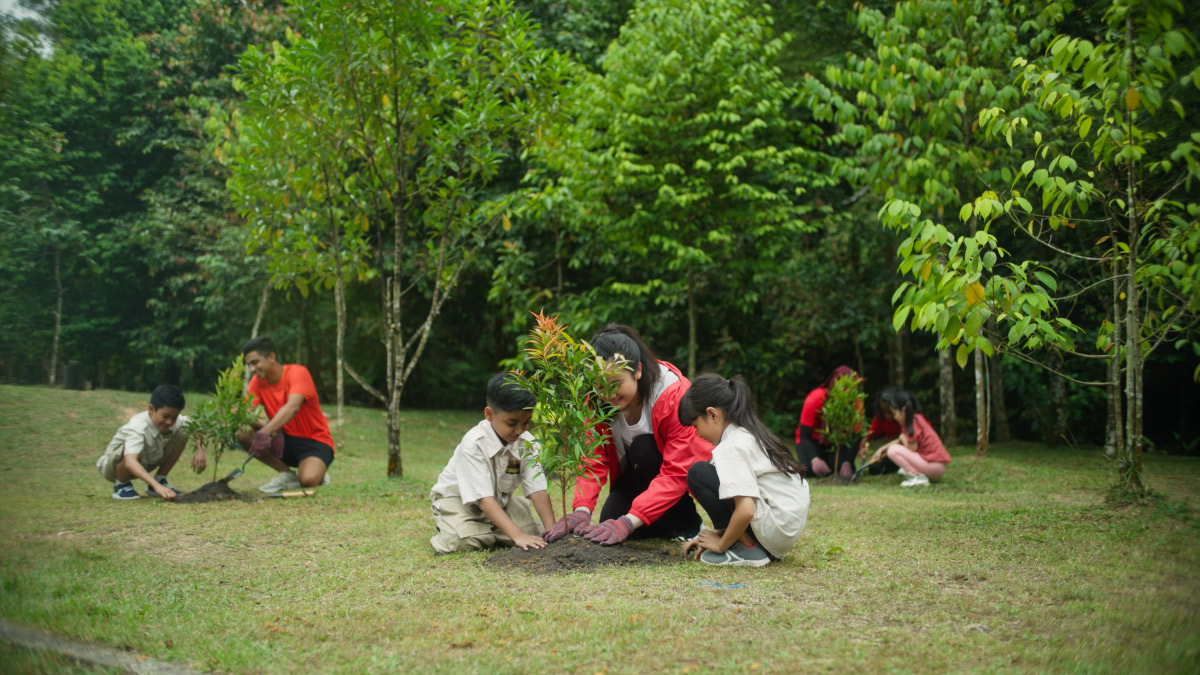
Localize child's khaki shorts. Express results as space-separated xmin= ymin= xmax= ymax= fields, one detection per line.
xmin=95 ymin=432 xmax=188 ymax=482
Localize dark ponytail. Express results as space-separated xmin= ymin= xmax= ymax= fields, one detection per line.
xmin=679 ymin=374 xmax=804 ymax=475
xmin=892 ymin=390 xmax=923 ymax=436
xmin=589 ymin=324 xmax=661 ymax=408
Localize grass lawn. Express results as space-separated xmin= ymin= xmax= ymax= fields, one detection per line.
xmin=0 ymin=384 xmax=1197 ymax=673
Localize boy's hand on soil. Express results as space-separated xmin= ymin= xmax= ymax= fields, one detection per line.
xmin=580 ymin=516 xmax=634 ymax=546
xmin=153 ymin=484 xmax=178 ymax=501
xmin=514 ymin=533 xmax=546 ymax=551
xmin=541 ymin=510 xmax=590 ymax=543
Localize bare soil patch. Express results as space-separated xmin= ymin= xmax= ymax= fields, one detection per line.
xmin=485 ymin=534 xmax=684 ymax=574
xmin=174 ymin=480 xmax=255 ymax=504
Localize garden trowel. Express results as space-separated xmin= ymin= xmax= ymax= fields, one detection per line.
xmin=221 ymin=451 xmax=255 ymax=483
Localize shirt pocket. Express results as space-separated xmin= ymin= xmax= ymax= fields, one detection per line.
xmin=497 ymin=472 xmax=520 ymax=497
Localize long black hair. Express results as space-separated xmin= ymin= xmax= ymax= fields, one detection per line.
xmin=678 ymin=374 xmax=804 ymax=475
xmin=875 ymin=386 xmax=899 ymax=420
xmin=892 ymin=390 xmax=924 ymax=436
xmin=589 ymin=324 xmax=661 ymax=409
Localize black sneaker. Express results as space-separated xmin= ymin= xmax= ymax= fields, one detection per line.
xmin=112 ymin=482 xmax=139 ymax=500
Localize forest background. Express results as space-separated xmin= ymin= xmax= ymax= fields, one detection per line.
xmin=1 ymin=0 xmax=1198 ymax=477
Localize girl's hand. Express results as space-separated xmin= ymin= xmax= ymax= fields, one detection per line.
xmin=683 ymin=530 xmax=726 ymax=560
xmin=871 ymin=446 xmax=887 ymax=464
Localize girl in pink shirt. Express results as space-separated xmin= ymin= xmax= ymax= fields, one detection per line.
xmin=867 ymin=390 xmax=951 ymax=487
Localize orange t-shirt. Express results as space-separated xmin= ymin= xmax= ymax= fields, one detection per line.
xmin=247 ymin=364 xmax=335 ymax=451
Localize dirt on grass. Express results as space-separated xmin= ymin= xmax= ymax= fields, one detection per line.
xmin=174 ymin=480 xmax=256 ymax=504
xmin=485 ymin=534 xmax=684 ymax=574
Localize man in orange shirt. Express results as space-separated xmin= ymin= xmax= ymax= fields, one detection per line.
xmin=238 ymin=336 xmax=334 ymax=493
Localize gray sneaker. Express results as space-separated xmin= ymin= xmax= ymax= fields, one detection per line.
xmin=259 ymin=470 xmax=301 ymax=493
xmin=700 ymin=541 xmax=771 ymax=567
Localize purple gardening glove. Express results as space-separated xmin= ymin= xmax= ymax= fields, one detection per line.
xmin=580 ymin=516 xmax=635 ymax=546
xmin=541 ymin=510 xmax=591 ymax=543
xmin=250 ymin=431 xmax=283 ymax=459
xmin=810 ymin=457 xmax=831 ymax=477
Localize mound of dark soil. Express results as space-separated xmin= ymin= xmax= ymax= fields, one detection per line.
xmin=485 ymin=535 xmax=684 ymax=574
xmin=174 ymin=480 xmax=255 ymax=504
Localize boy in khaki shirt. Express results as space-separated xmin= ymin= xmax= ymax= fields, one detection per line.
xmin=96 ymin=385 xmax=205 ymax=500
xmin=429 ymin=373 xmax=555 ymax=553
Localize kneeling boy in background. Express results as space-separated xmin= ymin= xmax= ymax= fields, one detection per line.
xmin=96 ymin=384 xmax=205 ymax=500
xmin=429 ymin=373 xmax=555 ymax=553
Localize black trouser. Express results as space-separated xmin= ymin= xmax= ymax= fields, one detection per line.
xmin=795 ymin=436 xmax=856 ymax=474
xmin=866 ymin=456 xmax=900 ymax=475
xmin=686 ymin=461 xmax=763 ymax=546
xmin=599 ymin=434 xmax=702 ymax=540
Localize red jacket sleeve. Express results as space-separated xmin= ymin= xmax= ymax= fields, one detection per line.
xmin=795 ymin=387 xmax=826 ymax=444
xmin=571 ymin=423 xmax=618 ymax=513
xmin=627 ymin=377 xmax=713 ymax=526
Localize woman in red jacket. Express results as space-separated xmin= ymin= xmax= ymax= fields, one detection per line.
xmin=541 ymin=325 xmax=713 ymax=546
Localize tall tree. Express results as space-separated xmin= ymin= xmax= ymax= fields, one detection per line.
xmin=541 ymin=0 xmax=834 ymax=377
xmin=803 ymin=0 xmax=1065 ymax=452
xmin=226 ymin=0 xmax=573 ymax=477
xmin=878 ymin=0 xmax=1200 ymax=495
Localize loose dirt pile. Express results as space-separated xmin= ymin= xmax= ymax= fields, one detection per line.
xmin=485 ymin=535 xmax=684 ymax=574
xmin=174 ymin=480 xmax=256 ymax=504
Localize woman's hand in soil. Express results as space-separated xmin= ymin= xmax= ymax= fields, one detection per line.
xmin=580 ymin=516 xmax=634 ymax=546
xmin=541 ymin=510 xmax=590 ymax=543
xmin=513 ymin=533 xmax=547 ymax=551
xmin=191 ymin=446 xmax=207 ymax=473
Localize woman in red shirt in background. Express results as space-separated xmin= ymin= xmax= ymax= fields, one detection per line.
xmin=866 ymin=390 xmax=951 ymax=487
xmin=794 ymin=366 xmax=863 ymax=479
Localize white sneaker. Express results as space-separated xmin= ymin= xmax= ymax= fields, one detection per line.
xmin=259 ymin=470 xmax=301 ymax=493
xmin=321 ymin=472 xmax=330 ymax=486
xmin=900 ymin=473 xmax=930 ymax=487
xmin=898 ymin=467 xmax=915 ymax=478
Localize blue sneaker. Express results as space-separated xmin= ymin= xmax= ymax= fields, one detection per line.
xmin=146 ymin=476 xmax=179 ymax=498
xmin=700 ymin=541 xmax=771 ymax=567
xmin=112 ymin=482 xmax=140 ymax=500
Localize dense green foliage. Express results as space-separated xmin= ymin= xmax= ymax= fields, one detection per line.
xmin=2 ymin=0 xmax=1198 ymax=469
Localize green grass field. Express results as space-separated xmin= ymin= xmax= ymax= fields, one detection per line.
xmin=1 ymin=384 xmax=1197 ymax=673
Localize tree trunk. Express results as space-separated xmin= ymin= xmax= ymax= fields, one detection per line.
xmin=1108 ymin=257 xmax=1124 ymax=460
xmin=335 ymin=256 xmax=346 ymax=451
xmin=938 ymin=348 xmax=958 ymax=446
xmin=251 ymin=281 xmax=271 ymax=339
xmin=386 ymin=196 xmax=405 ymax=478
xmin=889 ymin=328 xmax=905 ymax=389
xmin=988 ymin=353 xmax=1011 ymax=443
xmin=686 ymin=272 xmax=697 ymax=380
xmin=1046 ymin=350 xmax=1067 ymax=446
xmin=1118 ymin=11 xmax=1145 ymax=496
xmin=49 ymin=246 xmax=62 ymax=386
xmin=974 ymin=347 xmax=987 ymax=457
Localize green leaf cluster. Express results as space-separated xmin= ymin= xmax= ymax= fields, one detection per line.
xmin=511 ymin=312 xmax=622 ymax=516
xmin=187 ymin=357 xmax=260 ymax=483
xmin=819 ymin=373 xmax=867 ymax=454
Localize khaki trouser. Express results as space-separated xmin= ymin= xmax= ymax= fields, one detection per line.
xmin=96 ymin=431 xmax=189 ymax=483
xmin=429 ymin=494 xmax=540 ymax=554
